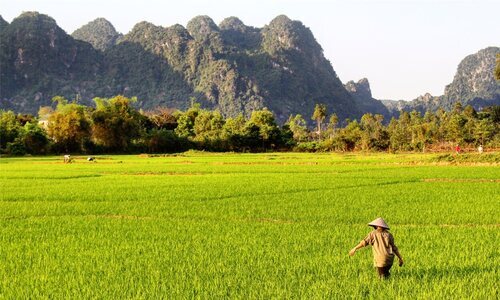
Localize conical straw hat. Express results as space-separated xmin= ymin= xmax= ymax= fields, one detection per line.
xmin=368 ymin=217 xmax=390 ymax=229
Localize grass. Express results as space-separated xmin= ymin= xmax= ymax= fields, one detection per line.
xmin=0 ymin=152 xmax=498 ymax=298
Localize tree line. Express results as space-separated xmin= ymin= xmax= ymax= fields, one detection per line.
xmin=1 ymin=95 xmax=499 ymax=155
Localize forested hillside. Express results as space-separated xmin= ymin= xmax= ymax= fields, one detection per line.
xmin=1 ymin=12 xmax=497 ymax=124
xmin=0 ymin=12 xmax=387 ymax=122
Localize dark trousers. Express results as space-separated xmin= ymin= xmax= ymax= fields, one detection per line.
xmin=377 ymin=265 xmax=393 ymax=279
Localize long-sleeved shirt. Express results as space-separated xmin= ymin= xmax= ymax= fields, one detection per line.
xmin=362 ymin=230 xmax=399 ymax=267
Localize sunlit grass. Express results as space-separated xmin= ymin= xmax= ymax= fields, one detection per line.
xmin=0 ymin=152 xmax=498 ymax=298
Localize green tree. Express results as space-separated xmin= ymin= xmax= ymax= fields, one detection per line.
xmin=336 ymin=119 xmax=362 ymax=151
xmin=311 ymin=103 xmax=327 ymax=140
xmin=47 ymin=96 xmax=91 ymax=153
xmin=246 ymin=109 xmax=280 ymax=150
xmin=146 ymin=128 xmax=190 ymax=153
xmin=222 ymin=114 xmax=247 ymax=151
xmin=174 ymin=105 xmax=200 ymax=139
xmin=286 ymin=114 xmax=308 ymax=142
xmin=474 ymin=118 xmax=495 ymax=145
xmin=453 ymin=102 xmax=463 ymax=114
xmin=18 ymin=122 xmax=50 ymax=154
xmin=193 ymin=110 xmax=225 ymax=149
xmin=387 ymin=112 xmax=412 ymax=152
xmin=326 ymin=113 xmax=339 ymax=140
xmin=91 ymin=95 xmax=145 ymax=151
xmin=0 ymin=110 xmax=22 ymax=151
xmin=360 ymin=113 xmax=388 ymax=151
xmin=445 ymin=113 xmax=466 ymax=144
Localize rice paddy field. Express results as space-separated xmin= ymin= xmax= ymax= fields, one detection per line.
xmin=0 ymin=152 xmax=498 ymax=299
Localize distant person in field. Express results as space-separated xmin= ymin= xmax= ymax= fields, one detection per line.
xmin=478 ymin=145 xmax=483 ymax=154
xmin=349 ymin=217 xmax=403 ymax=279
xmin=455 ymin=144 xmax=461 ymax=154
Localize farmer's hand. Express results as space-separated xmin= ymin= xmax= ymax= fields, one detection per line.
xmin=398 ymin=258 xmax=404 ymax=266
xmin=349 ymin=248 xmax=356 ymax=256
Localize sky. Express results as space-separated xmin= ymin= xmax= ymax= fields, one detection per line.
xmin=1 ymin=0 xmax=499 ymax=101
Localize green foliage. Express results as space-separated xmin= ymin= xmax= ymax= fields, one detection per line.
xmin=192 ymin=110 xmax=225 ymax=150
xmin=337 ymin=120 xmax=363 ymax=151
xmin=312 ymin=103 xmax=327 ymax=141
xmin=174 ymin=105 xmax=200 ymax=139
xmin=1 ymin=97 xmax=499 ymax=154
xmin=0 ymin=110 xmax=49 ymax=155
xmin=246 ymin=109 xmax=281 ymax=150
xmin=359 ymin=114 xmax=389 ymax=151
xmin=46 ymin=96 xmax=91 ymax=153
xmin=91 ymin=95 xmax=144 ymax=151
xmin=145 ymin=129 xmax=191 ymax=153
xmin=0 ymin=110 xmax=21 ymax=149
xmin=286 ymin=114 xmax=308 ymax=142
xmin=18 ymin=122 xmax=50 ymax=154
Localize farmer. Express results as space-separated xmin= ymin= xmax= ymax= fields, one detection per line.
xmin=349 ymin=217 xmax=403 ymax=279
xmin=478 ymin=145 xmax=483 ymax=154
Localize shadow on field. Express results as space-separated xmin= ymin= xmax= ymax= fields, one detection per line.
xmin=196 ymin=180 xmax=417 ymax=201
xmin=3 ymin=174 xmax=102 ymax=180
xmin=397 ymin=265 xmax=496 ymax=279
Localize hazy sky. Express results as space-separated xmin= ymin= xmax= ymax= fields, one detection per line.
xmin=1 ymin=0 xmax=499 ymax=100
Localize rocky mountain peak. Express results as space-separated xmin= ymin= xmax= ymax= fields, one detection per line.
xmin=77 ymin=17 xmax=116 ymax=32
xmin=412 ymin=93 xmax=439 ymax=106
xmin=443 ymin=46 xmax=499 ymax=106
xmin=122 ymin=21 xmax=166 ymax=46
xmin=128 ymin=21 xmax=159 ymax=34
xmin=344 ymin=78 xmax=390 ymax=118
xmin=218 ymin=17 xmax=260 ymax=50
xmin=72 ymin=18 xmax=121 ymax=51
xmin=219 ymin=17 xmax=246 ymax=32
xmin=262 ymin=14 xmax=321 ymax=57
xmin=163 ymin=24 xmax=192 ymax=47
xmin=11 ymin=11 xmax=60 ymax=32
xmin=268 ymin=15 xmax=293 ymax=28
xmin=16 ymin=11 xmax=56 ymax=23
xmin=345 ymin=78 xmax=372 ymax=98
xmin=168 ymin=24 xmax=190 ymax=36
xmin=187 ymin=15 xmax=219 ymax=40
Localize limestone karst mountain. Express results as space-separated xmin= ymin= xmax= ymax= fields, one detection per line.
xmin=1 ymin=12 xmax=496 ymax=123
xmin=383 ymin=47 xmax=500 ymax=115
xmin=72 ymin=18 xmax=123 ymax=51
xmin=0 ymin=12 xmax=374 ymax=123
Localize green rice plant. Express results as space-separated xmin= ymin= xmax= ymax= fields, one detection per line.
xmin=0 ymin=153 xmax=498 ymax=298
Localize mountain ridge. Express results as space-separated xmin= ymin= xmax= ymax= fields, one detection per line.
xmin=2 ymin=12 xmax=382 ymax=123
xmin=1 ymin=12 xmax=497 ymax=123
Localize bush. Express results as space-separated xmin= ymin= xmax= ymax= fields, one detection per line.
xmin=293 ymin=142 xmax=320 ymax=152
xmin=6 ymin=140 xmax=27 ymax=156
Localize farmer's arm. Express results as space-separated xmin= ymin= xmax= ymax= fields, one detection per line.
xmin=349 ymin=240 xmax=367 ymax=256
xmin=349 ymin=233 xmax=372 ymax=256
